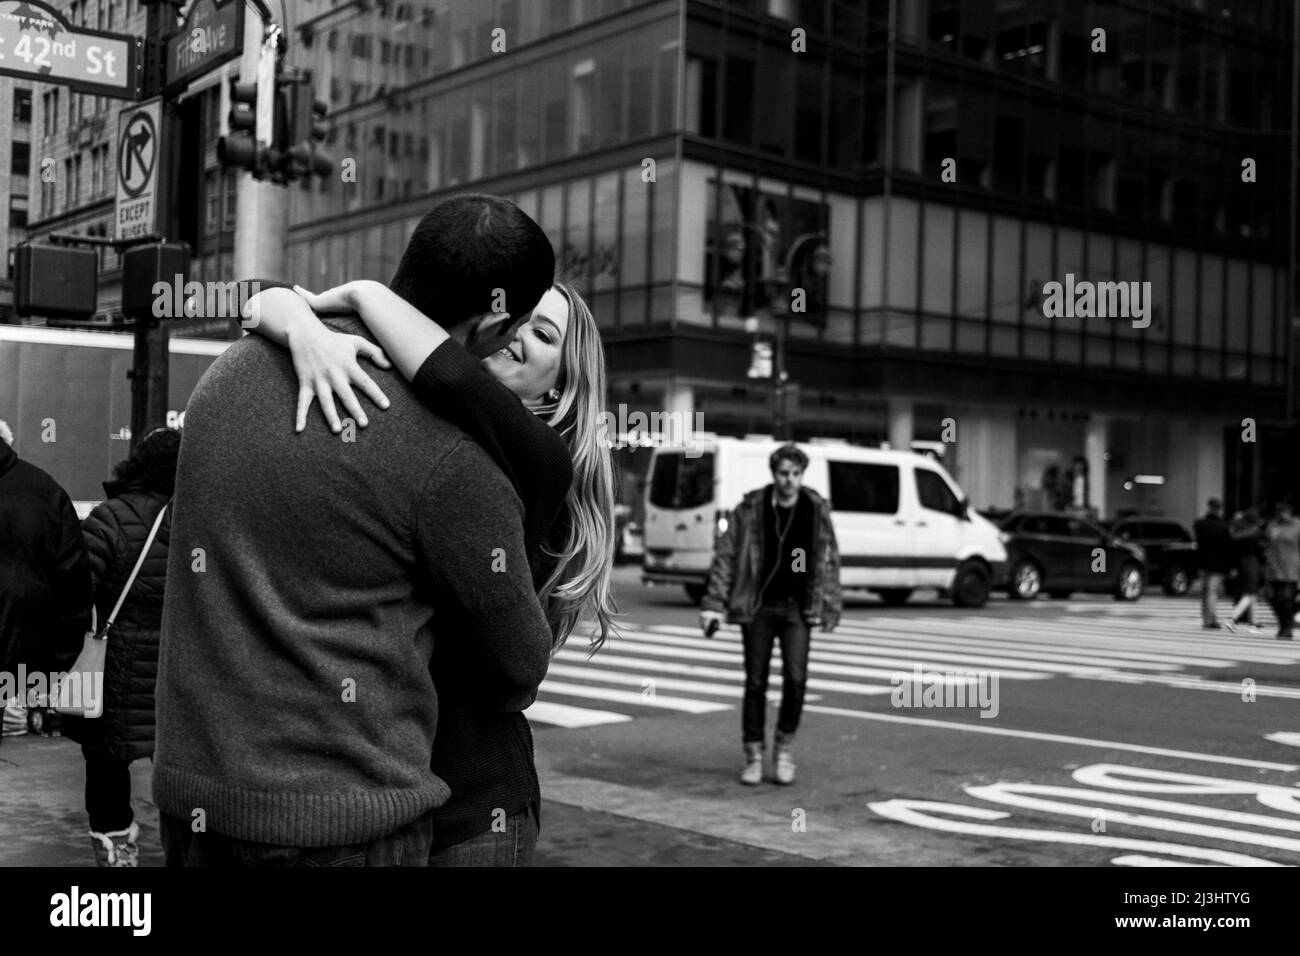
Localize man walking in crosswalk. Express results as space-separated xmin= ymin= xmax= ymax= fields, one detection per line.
xmin=699 ymin=444 xmax=842 ymax=786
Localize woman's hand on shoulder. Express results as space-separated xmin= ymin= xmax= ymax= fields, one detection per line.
xmin=286 ymin=284 xmax=393 ymax=433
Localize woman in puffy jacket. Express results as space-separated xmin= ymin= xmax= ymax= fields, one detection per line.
xmin=64 ymin=427 xmax=178 ymax=867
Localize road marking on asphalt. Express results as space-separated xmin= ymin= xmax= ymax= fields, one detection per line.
xmin=543 ymin=663 xmax=824 ymax=703
xmin=525 ymin=701 xmax=632 ymax=728
xmin=866 ymin=799 xmax=1280 ymax=867
xmin=552 ymin=649 xmax=894 ymax=696
xmin=537 ymin=680 xmax=732 ymax=714
xmin=800 ymin=704 xmax=1300 ymax=770
xmin=1265 ymin=732 xmax=1300 ymax=747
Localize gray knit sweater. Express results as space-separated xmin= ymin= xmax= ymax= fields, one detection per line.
xmin=153 ymin=317 xmax=553 ymax=847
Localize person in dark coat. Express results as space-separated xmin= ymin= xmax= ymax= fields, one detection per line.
xmin=63 ymin=427 xmax=178 ymax=867
xmin=1227 ymin=509 xmax=1264 ymax=632
xmin=0 ymin=418 xmax=92 ymax=747
xmin=1193 ymin=498 xmax=1231 ymax=629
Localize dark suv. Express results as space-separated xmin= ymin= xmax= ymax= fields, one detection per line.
xmin=998 ymin=511 xmax=1147 ymax=601
xmin=1105 ymin=516 xmax=1197 ymax=596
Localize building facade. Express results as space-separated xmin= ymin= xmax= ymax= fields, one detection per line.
xmin=280 ymin=0 xmax=1297 ymax=520
xmin=5 ymin=0 xmax=1294 ymax=519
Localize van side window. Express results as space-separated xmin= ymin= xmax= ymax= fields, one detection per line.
xmin=915 ymin=469 xmax=962 ymax=517
xmin=828 ymin=461 xmax=899 ymax=514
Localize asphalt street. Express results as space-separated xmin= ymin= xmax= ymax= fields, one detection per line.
xmin=2 ymin=565 xmax=1298 ymax=867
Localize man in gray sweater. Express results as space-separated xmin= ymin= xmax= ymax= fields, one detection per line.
xmin=154 ymin=195 xmax=557 ymax=865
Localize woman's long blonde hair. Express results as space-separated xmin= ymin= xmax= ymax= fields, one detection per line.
xmin=532 ymin=281 xmax=618 ymax=653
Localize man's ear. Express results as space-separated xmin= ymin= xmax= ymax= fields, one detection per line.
xmin=465 ymin=310 xmax=518 ymax=358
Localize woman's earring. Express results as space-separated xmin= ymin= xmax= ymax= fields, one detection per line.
xmin=547 ymin=388 xmax=561 ymax=402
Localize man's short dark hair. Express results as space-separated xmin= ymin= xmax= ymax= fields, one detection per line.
xmin=390 ymin=193 xmax=555 ymax=332
xmin=770 ymin=444 xmax=809 ymax=474
xmin=1208 ymin=497 xmax=1222 ymax=512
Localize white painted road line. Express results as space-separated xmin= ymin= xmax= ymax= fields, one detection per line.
xmin=525 ymin=701 xmax=633 ymax=728
xmin=800 ymin=704 xmax=1300 ymax=771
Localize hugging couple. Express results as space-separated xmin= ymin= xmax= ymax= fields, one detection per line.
xmin=151 ymin=194 xmax=617 ymax=866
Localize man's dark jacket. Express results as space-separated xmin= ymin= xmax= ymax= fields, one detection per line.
xmin=1193 ymin=513 xmax=1231 ymax=574
xmin=0 ymin=440 xmax=91 ymax=677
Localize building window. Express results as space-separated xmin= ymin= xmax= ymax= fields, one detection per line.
xmin=91 ymin=146 xmax=101 ymax=197
xmin=350 ymin=34 xmax=371 ymax=59
xmin=64 ymin=158 xmax=73 ymax=208
xmin=9 ymin=196 xmax=28 ymax=229
xmin=10 ymin=141 xmax=30 ymax=177
xmin=13 ymin=89 xmax=32 ymax=125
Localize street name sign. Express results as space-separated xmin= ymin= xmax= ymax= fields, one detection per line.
xmin=0 ymin=0 xmax=141 ymax=99
xmin=165 ymin=0 xmax=244 ymax=91
xmin=115 ymin=98 xmax=160 ymax=240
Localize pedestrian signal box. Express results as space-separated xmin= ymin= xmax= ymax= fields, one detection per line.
xmin=14 ymin=243 xmax=99 ymax=319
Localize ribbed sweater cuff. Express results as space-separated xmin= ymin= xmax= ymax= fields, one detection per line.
xmin=153 ymin=764 xmax=451 ymax=848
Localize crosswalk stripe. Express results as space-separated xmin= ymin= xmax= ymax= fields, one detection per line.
xmin=525 ymin=701 xmax=632 ymax=728
xmin=549 ymin=654 xmax=890 ymax=696
xmin=537 ymin=680 xmax=732 ymax=713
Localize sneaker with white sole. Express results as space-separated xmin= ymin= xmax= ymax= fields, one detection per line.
xmin=89 ymin=822 xmax=140 ymax=868
xmin=774 ymin=745 xmax=796 ymax=785
xmin=740 ymin=743 xmax=764 ymax=785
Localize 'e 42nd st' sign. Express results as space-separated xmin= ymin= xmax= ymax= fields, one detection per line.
xmin=0 ymin=0 xmax=140 ymax=98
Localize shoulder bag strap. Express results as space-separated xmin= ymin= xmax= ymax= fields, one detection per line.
xmin=100 ymin=502 xmax=169 ymax=640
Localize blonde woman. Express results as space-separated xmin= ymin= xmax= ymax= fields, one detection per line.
xmin=244 ymin=276 xmax=616 ymax=865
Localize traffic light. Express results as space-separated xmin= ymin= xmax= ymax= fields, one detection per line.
xmin=279 ymin=72 xmax=332 ymax=182
xmin=218 ymin=79 xmax=261 ymax=172
xmin=14 ymin=243 xmax=98 ymax=319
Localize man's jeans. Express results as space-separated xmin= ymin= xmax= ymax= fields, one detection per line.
xmin=427 ymin=807 xmax=537 ymax=867
xmin=1200 ymin=572 xmax=1223 ymax=625
xmin=740 ymin=600 xmax=811 ymax=746
xmin=160 ymin=810 xmax=435 ymax=867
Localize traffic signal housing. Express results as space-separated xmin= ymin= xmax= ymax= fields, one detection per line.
xmin=287 ymin=75 xmax=333 ymax=182
xmin=14 ymin=243 xmax=98 ymax=319
xmin=218 ymin=80 xmax=261 ymax=172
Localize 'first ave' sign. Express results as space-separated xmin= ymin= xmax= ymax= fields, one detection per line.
xmin=0 ymin=0 xmax=140 ymax=99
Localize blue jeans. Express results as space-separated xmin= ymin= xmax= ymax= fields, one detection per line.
xmin=740 ymin=600 xmax=811 ymax=746
xmin=160 ymin=811 xmax=435 ymax=867
xmin=427 ymin=807 xmax=537 ymax=867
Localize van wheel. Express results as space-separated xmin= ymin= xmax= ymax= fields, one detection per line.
xmin=684 ymin=584 xmax=706 ymax=605
xmin=1008 ymin=560 xmax=1041 ymax=600
xmin=952 ymin=562 xmax=991 ymax=608
xmin=876 ymin=589 xmax=913 ymax=607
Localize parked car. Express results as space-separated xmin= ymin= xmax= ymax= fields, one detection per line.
xmin=1104 ymin=515 xmax=1196 ymax=596
xmin=997 ymin=511 xmax=1147 ymax=601
xmin=642 ymin=437 xmax=1007 ymax=608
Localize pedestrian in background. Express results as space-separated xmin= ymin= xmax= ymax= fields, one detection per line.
xmin=0 ymin=417 xmax=91 ymax=751
xmin=62 ymin=427 xmax=178 ymax=867
xmin=700 ymin=444 xmax=841 ymax=786
xmin=1262 ymin=500 xmax=1300 ymax=641
xmin=1193 ymin=498 xmax=1231 ymax=629
xmin=1226 ymin=508 xmax=1265 ymax=633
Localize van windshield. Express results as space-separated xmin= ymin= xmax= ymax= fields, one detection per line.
xmin=649 ymin=452 xmax=715 ymax=510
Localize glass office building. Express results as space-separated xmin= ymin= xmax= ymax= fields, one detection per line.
xmin=283 ymin=0 xmax=1297 ymax=518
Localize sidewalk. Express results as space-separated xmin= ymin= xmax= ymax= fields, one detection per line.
xmin=0 ymin=733 xmax=820 ymax=867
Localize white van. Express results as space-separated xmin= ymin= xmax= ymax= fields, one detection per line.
xmin=641 ymin=436 xmax=1007 ymax=608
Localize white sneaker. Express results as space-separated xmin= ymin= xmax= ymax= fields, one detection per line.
xmin=89 ymin=822 xmax=140 ymax=868
xmin=740 ymin=744 xmax=764 ymax=785
xmin=774 ymin=745 xmax=796 ymax=785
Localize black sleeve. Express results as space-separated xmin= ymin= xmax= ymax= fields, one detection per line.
xmin=47 ymin=492 xmax=92 ymax=672
xmin=411 ymin=340 xmax=573 ymax=571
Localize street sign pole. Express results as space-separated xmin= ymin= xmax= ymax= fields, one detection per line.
xmin=125 ymin=0 xmax=185 ymax=449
